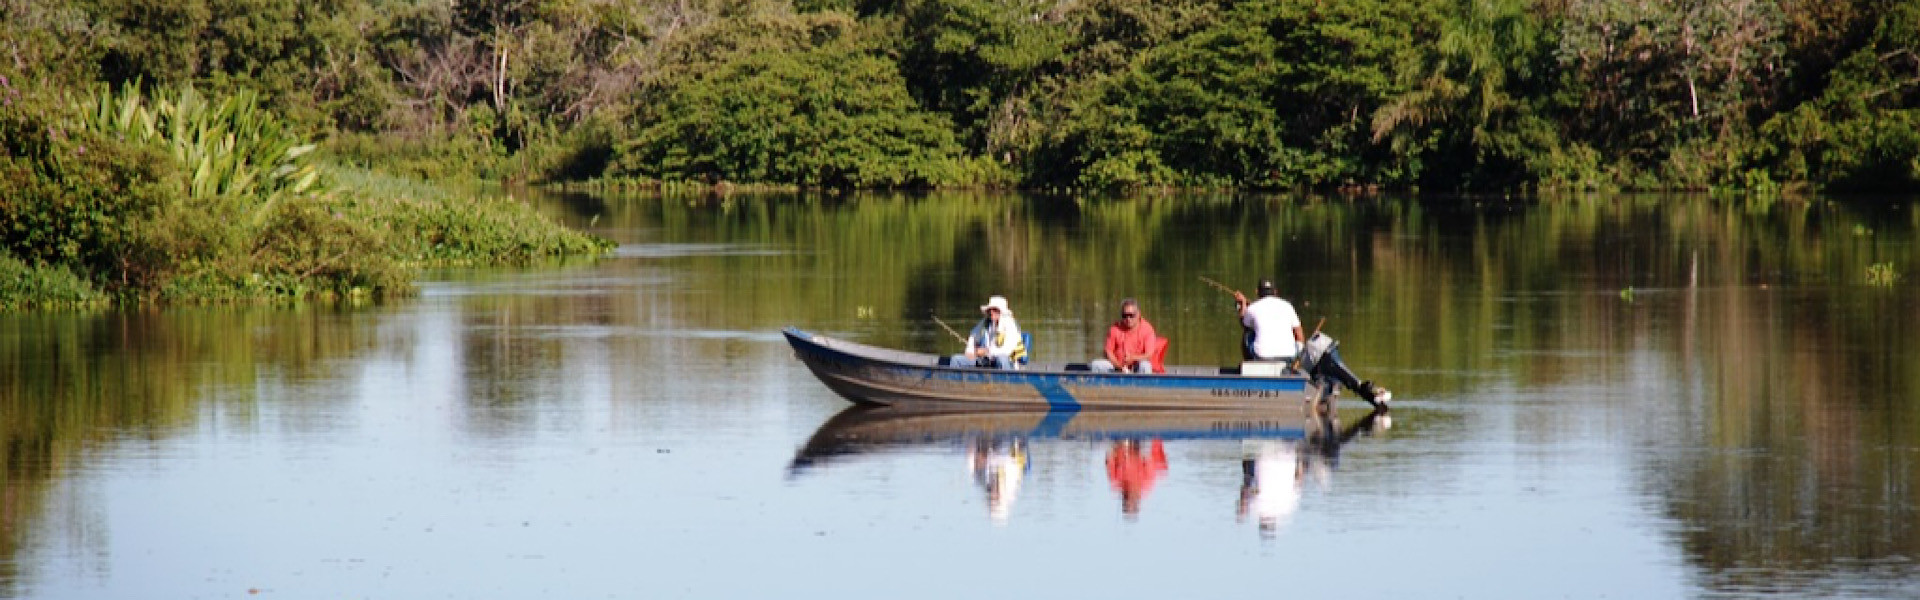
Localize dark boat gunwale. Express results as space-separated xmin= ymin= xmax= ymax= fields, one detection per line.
xmin=783 ymin=326 xmax=1294 ymax=380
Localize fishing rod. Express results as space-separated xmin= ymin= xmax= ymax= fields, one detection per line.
xmin=1198 ymin=275 xmax=1241 ymax=298
xmin=931 ymin=313 xmax=968 ymax=345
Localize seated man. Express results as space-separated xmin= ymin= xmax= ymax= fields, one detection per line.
xmin=951 ymin=295 xmax=1024 ymax=369
xmin=1235 ymin=278 xmax=1390 ymax=408
xmin=1233 ymin=279 xmax=1301 ymax=362
xmin=1091 ymin=298 xmax=1160 ymax=373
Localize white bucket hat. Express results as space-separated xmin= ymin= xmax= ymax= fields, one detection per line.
xmin=980 ymin=295 xmax=1012 ymax=315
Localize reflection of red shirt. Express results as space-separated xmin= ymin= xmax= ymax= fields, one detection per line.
xmin=1106 ymin=439 xmax=1169 ymax=498
xmin=1105 ymin=319 xmax=1159 ymax=369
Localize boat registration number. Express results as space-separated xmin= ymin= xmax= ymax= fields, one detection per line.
xmin=1209 ymin=389 xmax=1290 ymax=398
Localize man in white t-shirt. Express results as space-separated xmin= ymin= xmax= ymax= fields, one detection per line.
xmin=1233 ymin=279 xmax=1302 ymax=361
xmin=1232 ymin=278 xmax=1393 ymax=409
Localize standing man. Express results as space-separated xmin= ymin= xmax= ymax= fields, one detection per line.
xmin=1233 ymin=279 xmax=1303 ymax=362
xmin=1091 ymin=298 xmax=1161 ymax=373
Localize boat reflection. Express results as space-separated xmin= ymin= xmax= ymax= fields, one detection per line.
xmin=790 ymin=406 xmax=1323 ymax=473
xmin=791 ymin=405 xmax=1389 ymax=527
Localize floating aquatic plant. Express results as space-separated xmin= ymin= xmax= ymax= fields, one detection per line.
xmin=1867 ymin=262 xmax=1899 ymax=286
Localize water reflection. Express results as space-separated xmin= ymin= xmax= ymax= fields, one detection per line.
xmin=1240 ymin=412 xmax=1389 ymax=537
xmin=788 ymin=405 xmax=1318 ymax=475
xmin=790 ymin=405 xmax=1395 ymax=528
xmin=4 ymin=191 xmax=1919 ymax=598
xmin=968 ymin=439 xmax=1028 ymax=525
xmin=1106 ymin=438 xmax=1167 ymax=519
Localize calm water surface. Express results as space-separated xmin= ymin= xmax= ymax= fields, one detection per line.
xmin=4 ymin=192 xmax=1918 ymax=599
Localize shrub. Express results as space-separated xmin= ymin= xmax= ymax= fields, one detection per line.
xmin=0 ymin=253 xmax=105 ymax=310
xmin=0 ymin=92 xmax=186 ymax=289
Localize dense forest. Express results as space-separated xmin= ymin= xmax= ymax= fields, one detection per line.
xmin=8 ymin=0 xmax=1918 ymax=192
xmin=3 ymin=0 xmax=1919 ymax=305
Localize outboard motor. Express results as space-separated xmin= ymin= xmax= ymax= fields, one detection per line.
xmin=1296 ymin=332 xmax=1336 ymax=379
xmin=1296 ymin=332 xmax=1339 ymax=412
xmin=1296 ymin=331 xmax=1392 ymax=412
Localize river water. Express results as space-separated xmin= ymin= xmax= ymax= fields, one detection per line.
xmin=3 ymin=191 xmax=1917 ymax=599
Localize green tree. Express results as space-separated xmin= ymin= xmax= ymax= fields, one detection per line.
xmin=1041 ymin=0 xmax=1433 ymax=188
xmin=1758 ymin=2 xmax=1920 ymax=191
xmin=611 ymin=14 xmax=963 ymax=187
xmin=1552 ymin=0 xmax=1789 ymax=187
xmin=1373 ymin=0 xmax=1569 ymax=190
xmin=885 ymin=0 xmax=1066 ymax=150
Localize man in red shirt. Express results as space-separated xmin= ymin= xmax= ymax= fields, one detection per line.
xmin=1091 ymin=298 xmax=1161 ymax=373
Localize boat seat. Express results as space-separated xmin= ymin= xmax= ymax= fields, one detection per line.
xmin=1240 ymin=359 xmax=1294 ymax=376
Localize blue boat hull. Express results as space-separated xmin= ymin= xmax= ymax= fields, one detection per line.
xmin=783 ymin=327 xmax=1324 ymax=410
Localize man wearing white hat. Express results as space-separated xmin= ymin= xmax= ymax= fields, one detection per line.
xmin=951 ymin=295 xmax=1025 ymax=369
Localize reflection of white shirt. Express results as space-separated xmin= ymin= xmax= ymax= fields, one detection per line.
xmin=1242 ymin=297 xmax=1301 ymax=359
xmin=970 ymin=446 xmax=1024 ymax=525
xmin=1251 ymin=442 xmax=1301 ymax=532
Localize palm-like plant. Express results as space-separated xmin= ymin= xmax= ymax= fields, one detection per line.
xmin=73 ymin=83 xmax=322 ymax=223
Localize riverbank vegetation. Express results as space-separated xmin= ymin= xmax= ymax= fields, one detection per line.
xmin=0 ymin=79 xmax=610 ymax=308
xmin=3 ymin=0 xmax=1917 ymax=304
xmin=10 ymin=0 xmax=1915 ymax=192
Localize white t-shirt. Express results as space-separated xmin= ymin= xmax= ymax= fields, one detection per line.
xmin=1241 ymin=296 xmax=1301 ymax=359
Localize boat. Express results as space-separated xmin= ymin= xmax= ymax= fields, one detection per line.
xmin=782 ymin=326 xmax=1331 ymax=410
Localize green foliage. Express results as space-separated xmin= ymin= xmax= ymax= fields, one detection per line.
xmin=887 ymin=0 xmax=1068 ymax=147
xmin=1040 ymin=0 xmax=1432 ymax=188
xmin=12 ymin=0 xmax=1920 ymax=197
xmin=1551 ymin=0 xmax=1791 ymax=189
xmin=1866 ymin=262 xmax=1899 ymax=286
xmin=72 ymin=83 xmax=322 ymax=205
xmin=1 ymin=74 xmax=607 ymax=307
xmin=0 ymin=1 xmax=109 ymax=88
xmin=1756 ymin=2 xmax=1920 ymax=192
xmin=613 ymin=15 xmax=964 ymax=188
xmin=328 ymin=167 xmax=614 ymax=265
xmin=1373 ymin=0 xmax=1561 ymax=190
xmin=0 ymin=253 xmax=106 ymax=310
xmin=88 ymin=0 xmax=214 ymax=87
xmin=0 ymin=88 xmax=187 ymax=288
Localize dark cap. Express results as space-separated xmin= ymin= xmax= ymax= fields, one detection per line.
xmin=1256 ymin=279 xmax=1277 ymax=297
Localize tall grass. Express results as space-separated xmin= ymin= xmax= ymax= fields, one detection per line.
xmin=328 ymin=167 xmax=614 ymax=266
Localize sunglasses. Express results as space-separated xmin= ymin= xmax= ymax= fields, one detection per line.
xmin=1121 ymin=312 xmax=1139 ymax=318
